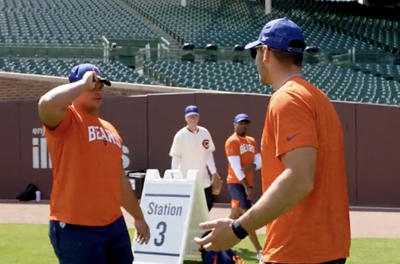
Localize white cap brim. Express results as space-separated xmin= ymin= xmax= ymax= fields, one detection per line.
xmin=245 ymin=40 xmax=261 ymax=50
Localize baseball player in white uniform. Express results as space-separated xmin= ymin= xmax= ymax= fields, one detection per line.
xmin=169 ymin=105 xmax=221 ymax=211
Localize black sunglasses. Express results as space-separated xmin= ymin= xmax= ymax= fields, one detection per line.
xmin=250 ymin=49 xmax=257 ymax=59
xmin=251 ymin=44 xmax=305 ymax=59
xmin=250 ymin=45 xmax=265 ymax=59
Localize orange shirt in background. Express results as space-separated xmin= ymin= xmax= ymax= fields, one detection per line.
xmin=260 ymin=76 xmax=351 ymax=263
xmin=225 ymin=133 xmax=259 ymax=186
xmin=44 ymin=106 xmax=123 ymax=226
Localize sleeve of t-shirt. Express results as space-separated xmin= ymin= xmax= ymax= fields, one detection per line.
xmin=251 ymin=137 xmax=260 ymax=154
xmin=225 ymin=138 xmax=246 ymax=181
xmin=111 ymin=125 xmax=123 ymax=145
xmin=225 ymin=138 xmax=240 ymax=157
xmin=207 ymin=130 xmax=216 ymax=152
xmin=269 ymin=90 xmax=318 ymax=158
xmin=169 ymin=132 xmax=182 ymax=157
xmin=43 ymin=106 xmax=75 ymax=137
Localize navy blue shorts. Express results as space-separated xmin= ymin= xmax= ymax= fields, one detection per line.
xmin=228 ymin=183 xmax=252 ymax=210
xmin=204 ymin=186 xmax=213 ymax=212
xmin=48 ymin=216 xmax=133 ymax=264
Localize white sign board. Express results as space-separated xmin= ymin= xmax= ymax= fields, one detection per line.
xmin=132 ymin=169 xmax=209 ymax=264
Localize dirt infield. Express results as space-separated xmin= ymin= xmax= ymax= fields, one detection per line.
xmin=1 ymin=202 xmax=400 ymax=238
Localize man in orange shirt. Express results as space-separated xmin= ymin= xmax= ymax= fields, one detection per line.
xmin=38 ymin=63 xmax=150 ymax=264
xmin=225 ymin=113 xmax=263 ymax=260
xmin=195 ymin=17 xmax=351 ymax=264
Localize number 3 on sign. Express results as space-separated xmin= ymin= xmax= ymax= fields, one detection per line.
xmin=154 ymin=221 xmax=167 ymax=246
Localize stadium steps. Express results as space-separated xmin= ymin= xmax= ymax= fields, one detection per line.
xmin=274 ymin=0 xmax=400 ymax=54
xmin=117 ymin=0 xmax=181 ymax=49
xmin=124 ymin=0 xmax=380 ymax=50
xmin=0 ymin=0 xmax=159 ymax=45
xmin=271 ymin=0 xmax=400 ymax=83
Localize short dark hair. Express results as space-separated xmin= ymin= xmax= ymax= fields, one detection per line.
xmin=270 ymin=40 xmax=305 ymax=67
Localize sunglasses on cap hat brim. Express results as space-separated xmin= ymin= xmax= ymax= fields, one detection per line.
xmin=249 ymin=45 xmax=283 ymax=59
xmin=91 ymin=73 xmax=111 ymax=86
xmin=98 ymin=77 xmax=111 ymax=86
xmin=91 ymin=67 xmax=111 ymax=86
xmin=250 ymin=45 xmax=265 ymax=59
xmin=249 ymin=44 xmax=305 ymax=60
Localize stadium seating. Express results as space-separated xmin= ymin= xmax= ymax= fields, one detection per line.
xmin=0 ymin=59 xmax=155 ymax=84
xmin=274 ymin=0 xmax=400 ymax=53
xmin=143 ymin=60 xmax=400 ymax=105
xmin=125 ymin=0 xmax=400 ymax=106
xmin=0 ymin=0 xmax=158 ymax=45
xmin=353 ymin=63 xmax=400 ymax=81
xmin=0 ymin=0 xmax=399 ymax=106
xmin=127 ymin=0 xmax=378 ymax=51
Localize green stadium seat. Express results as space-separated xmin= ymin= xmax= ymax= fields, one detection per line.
xmin=274 ymin=0 xmax=399 ymax=52
xmin=142 ymin=60 xmax=400 ymax=105
xmin=0 ymin=0 xmax=159 ymax=45
xmin=0 ymin=0 xmax=399 ymax=107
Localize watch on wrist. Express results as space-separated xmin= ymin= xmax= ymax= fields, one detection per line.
xmin=231 ymin=219 xmax=249 ymax=239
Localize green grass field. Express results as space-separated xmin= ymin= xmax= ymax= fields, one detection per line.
xmin=0 ymin=223 xmax=399 ymax=264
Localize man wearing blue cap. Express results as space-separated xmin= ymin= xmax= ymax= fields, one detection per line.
xmin=169 ymin=105 xmax=221 ymax=211
xmin=195 ymin=18 xmax=350 ymax=264
xmin=38 ymin=63 xmax=150 ymax=264
xmin=224 ymin=113 xmax=263 ymax=261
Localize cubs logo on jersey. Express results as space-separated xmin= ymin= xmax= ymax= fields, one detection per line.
xmin=202 ymin=139 xmax=210 ymax=149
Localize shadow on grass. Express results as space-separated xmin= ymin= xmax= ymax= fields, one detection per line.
xmin=233 ymin=247 xmax=256 ymax=260
xmin=0 ymin=199 xmax=49 ymax=205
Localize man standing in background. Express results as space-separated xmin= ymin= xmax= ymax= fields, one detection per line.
xmin=225 ymin=113 xmax=263 ymax=261
xmin=170 ymin=105 xmax=222 ymax=211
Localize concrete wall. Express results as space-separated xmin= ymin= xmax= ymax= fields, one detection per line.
xmin=1 ymin=93 xmax=400 ymax=208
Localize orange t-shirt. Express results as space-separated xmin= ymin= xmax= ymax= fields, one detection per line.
xmin=260 ymin=77 xmax=351 ymax=263
xmin=225 ymin=133 xmax=259 ymax=186
xmin=44 ymin=106 xmax=123 ymax=226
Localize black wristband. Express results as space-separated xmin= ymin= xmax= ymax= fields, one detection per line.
xmin=231 ymin=219 xmax=249 ymax=239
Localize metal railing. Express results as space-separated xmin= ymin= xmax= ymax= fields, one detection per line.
xmin=0 ymin=45 xmax=104 ymax=60
xmin=0 ymin=43 xmax=398 ymax=69
xmin=0 ymin=37 xmax=160 ymax=61
xmin=133 ymin=47 xmax=399 ymax=67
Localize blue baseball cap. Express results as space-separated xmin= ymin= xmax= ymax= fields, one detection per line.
xmin=245 ymin=17 xmax=305 ymax=53
xmin=68 ymin=63 xmax=111 ymax=86
xmin=234 ymin=113 xmax=251 ymax=123
xmin=185 ymin=105 xmax=199 ymax=117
